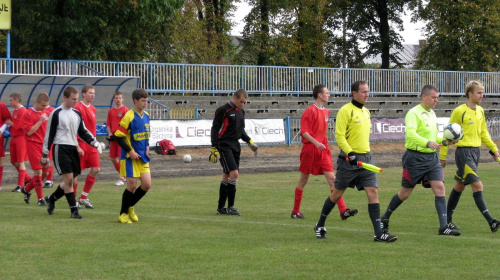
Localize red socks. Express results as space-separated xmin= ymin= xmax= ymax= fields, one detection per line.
xmin=80 ymin=175 xmax=96 ymax=199
xmin=292 ymin=188 xmax=304 ymax=214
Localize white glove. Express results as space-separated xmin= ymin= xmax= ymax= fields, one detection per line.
xmin=92 ymin=141 xmax=106 ymax=154
xmin=0 ymin=124 xmax=8 ymax=134
xmin=40 ymin=155 xmax=50 ymax=168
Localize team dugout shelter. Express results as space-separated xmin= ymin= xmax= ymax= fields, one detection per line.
xmin=0 ymin=74 xmax=140 ymax=145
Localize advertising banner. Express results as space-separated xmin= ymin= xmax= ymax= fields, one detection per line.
xmin=150 ymin=119 xmax=285 ymax=147
xmin=0 ymin=0 xmax=11 ymax=30
xmin=370 ymin=117 xmax=450 ymax=141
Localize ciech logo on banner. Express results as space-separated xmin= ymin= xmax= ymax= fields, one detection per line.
xmin=373 ymin=121 xmax=406 ymax=134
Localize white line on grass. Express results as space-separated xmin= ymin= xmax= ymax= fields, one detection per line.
xmin=5 ymin=204 xmax=500 ymax=243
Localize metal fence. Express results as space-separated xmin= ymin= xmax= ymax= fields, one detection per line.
xmin=3 ymin=58 xmax=500 ymax=96
xmin=287 ymin=116 xmax=500 ymax=145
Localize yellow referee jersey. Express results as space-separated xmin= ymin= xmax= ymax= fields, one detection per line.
xmin=335 ymin=102 xmax=371 ymax=154
xmin=439 ymin=104 xmax=498 ymax=160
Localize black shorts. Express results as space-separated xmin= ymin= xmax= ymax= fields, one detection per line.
xmin=335 ymin=152 xmax=378 ymax=191
xmin=53 ymin=144 xmax=81 ymax=177
xmin=218 ymin=141 xmax=241 ymax=174
xmin=401 ymin=150 xmax=443 ymax=188
xmin=454 ymin=147 xmax=480 ymax=185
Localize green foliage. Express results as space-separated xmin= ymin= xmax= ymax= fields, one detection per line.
xmin=157 ymin=0 xmax=237 ymax=64
xmin=239 ymin=0 xmax=412 ymax=68
xmin=415 ymin=0 xmax=500 ymax=71
xmin=11 ymin=0 xmax=185 ymax=61
xmin=1 ymin=163 xmax=500 ymax=279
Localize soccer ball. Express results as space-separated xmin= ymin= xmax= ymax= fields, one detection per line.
xmin=183 ymin=154 xmax=192 ymax=163
xmin=443 ymin=123 xmax=463 ymax=141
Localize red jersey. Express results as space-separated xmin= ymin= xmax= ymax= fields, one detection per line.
xmin=0 ymin=101 xmax=11 ymax=128
xmin=23 ymin=107 xmax=48 ymax=144
xmin=106 ymin=105 xmax=129 ymax=133
xmin=300 ymin=104 xmax=329 ymax=144
xmin=10 ymin=106 xmax=27 ymax=137
xmin=45 ymin=106 xmax=55 ymax=114
xmin=74 ymin=102 xmax=97 ymax=146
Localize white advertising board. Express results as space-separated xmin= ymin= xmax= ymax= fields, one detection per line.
xmin=150 ymin=119 xmax=285 ymax=146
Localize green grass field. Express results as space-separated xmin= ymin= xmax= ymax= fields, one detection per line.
xmin=1 ymin=163 xmax=500 ymax=279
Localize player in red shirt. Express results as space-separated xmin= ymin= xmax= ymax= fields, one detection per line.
xmin=73 ymin=84 xmax=100 ymax=209
xmin=42 ymin=105 xmax=55 ymax=189
xmin=0 ymin=99 xmax=13 ymax=191
xmin=20 ymin=93 xmax=51 ymax=205
xmin=8 ymin=93 xmax=32 ymax=193
xmin=106 ymin=91 xmax=128 ymax=186
xmin=291 ymin=84 xmax=358 ymax=220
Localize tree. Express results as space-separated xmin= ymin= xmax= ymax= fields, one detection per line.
xmin=346 ymin=0 xmax=412 ymax=69
xmin=11 ymin=0 xmax=184 ymax=61
xmin=415 ymin=0 xmax=500 ymax=71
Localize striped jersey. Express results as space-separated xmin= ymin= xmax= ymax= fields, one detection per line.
xmin=115 ymin=109 xmax=150 ymax=163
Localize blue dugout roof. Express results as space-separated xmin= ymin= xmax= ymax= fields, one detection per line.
xmin=0 ymin=74 xmax=140 ymax=108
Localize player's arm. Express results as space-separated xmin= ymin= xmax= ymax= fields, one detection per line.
xmin=106 ymin=111 xmax=113 ymax=136
xmin=210 ymin=107 xmax=224 ymax=148
xmin=334 ymin=108 xmax=353 ymax=154
xmin=114 ymin=112 xmax=139 ymax=159
xmin=2 ymin=104 xmax=12 ymax=126
xmin=42 ymin=110 xmax=58 ymax=155
xmin=25 ymin=113 xmax=48 ymax=136
xmin=439 ymin=108 xmax=461 ymax=162
xmin=479 ymin=109 xmax=498 ymax=154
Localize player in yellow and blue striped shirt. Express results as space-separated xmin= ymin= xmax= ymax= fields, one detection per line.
xmin=114 ymin=89 xmax=151 ymax=224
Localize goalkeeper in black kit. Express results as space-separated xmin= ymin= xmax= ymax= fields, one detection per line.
xmin=209 ymin=89 xmax=258 ymax=216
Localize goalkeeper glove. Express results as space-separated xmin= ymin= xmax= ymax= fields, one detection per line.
xmin=209 ymin=147 xmax=220 ymax=163
xmin=92 ymin=141 xmax=106 ymax=154
xmin=40 ymin=154 xmax=50 ymax=168
xmin=347 ymin=152 xmax=358 ymax=166
xmin=248 ymin=140 xmax=259 ymax=156
xmin=0 ymin=124 xmax=8 ymax=134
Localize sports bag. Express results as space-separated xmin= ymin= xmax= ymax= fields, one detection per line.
xmin=155 ymin=139 xmax=176 ymax=155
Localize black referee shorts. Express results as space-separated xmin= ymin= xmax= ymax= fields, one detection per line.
xmin=218 ymin=140 xmax=241 ymax=174
xmin=53 ymin=144 xmax=81 ymax=177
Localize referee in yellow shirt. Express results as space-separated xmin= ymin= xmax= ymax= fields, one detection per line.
xmin=313 ymin=81 xmax=397 ymax=242
xmin=440 ymin=80 xmax=500 ymax=233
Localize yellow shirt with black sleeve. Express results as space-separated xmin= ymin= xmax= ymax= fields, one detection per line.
xmin=405 ymin=104 xmax=445 ymax=153
xmin=335 ymin=101 xmax=371 ymax=154
xmin=439 ymin=104 xmax=498 ymax=160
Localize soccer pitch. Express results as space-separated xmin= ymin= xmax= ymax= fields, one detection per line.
xmin=1 ymin=163 xmax=500 ymax=279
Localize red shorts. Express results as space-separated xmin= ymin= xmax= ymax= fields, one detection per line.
xmin=298 ymin=143 xmax=334 ymax=175
xmin=0 ymin=135 xmax=5 ymax=157
xmin=27 ymin=141 xmax=51 ymax=171
xmin=10 ymin=136 xmax=28 ymax=163
xmin=80 ymin=143 xmax=100 ymax=169
xmin=109 ymin=141 xmax=121 ymax=158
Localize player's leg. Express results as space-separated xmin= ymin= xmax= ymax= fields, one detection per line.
xmin=127 ymin=164 xmax=151 ymax=222
xmin=447 ymin=181 xmax=465 ymax=229
xmin=118 ymin=158 xmax=139 ymax=224
xmin=110 ymin=142 xmax=125 ymax=185
xmin=60 ymin=173 xmax=82 ymax=219
xmin=314 ymin=188 xmax=344 ymax=239
xmin=430 ymin=180 xmax=459 ymax=235
xmin=291 ymin=172 xmax=309 ymax=219
xmin=470 ymin=181 xmax=499 ymax=232
xmin=44 ymin=145 xmax=54 ymax=188
xmin=324 ymin=171 xmax=357 ymax=219
xmin=79 ymin=149 xmax=100 ymax=208
xmin=365 ymin=186 xmax=398 ymax=242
